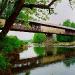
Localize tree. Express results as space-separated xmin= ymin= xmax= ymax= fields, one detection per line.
xmin=33 ymin=33 xmax=46 ymax=44
xmin=63 ymin=20 xmax=75 ymax=28
xmin=63 ymin=19 xmax=71 ymax=27
xmin=57 ymin=34 xmax=74 ymax=42
xmin=57 ymin=19 xmax=75 ymax=42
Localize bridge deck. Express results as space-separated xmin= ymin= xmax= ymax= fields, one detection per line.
xmin=0 ymin=19 xmax=75 ymax=35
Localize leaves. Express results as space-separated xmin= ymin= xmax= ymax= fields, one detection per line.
xmin=63 ymin=19 xmax=75 ymax=28
xmin=33 ymin=33 xmax=46 ymax=43
xmin=0 ymin=36 xmax=25 ymax=53
xmin=0 ymin=54 xmax=10 ymax=70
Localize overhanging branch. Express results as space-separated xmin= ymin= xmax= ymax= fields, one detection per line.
xmin=23 ymin=0 xmax=58 ymax=9
xmin=48 ymin=0 xmax=58 ymax=7
xmin=23 ymin=4 xmax=49 ymax=9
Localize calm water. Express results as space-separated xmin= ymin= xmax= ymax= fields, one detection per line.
xmin=15 ymin=45 xmax=75 ymax=75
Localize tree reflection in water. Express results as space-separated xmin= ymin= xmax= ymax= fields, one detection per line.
xmin=14 ymin=46 xmax=75 ymax=75
xmin=63 ymin=57 xmax=75 ymax=67
xmin=57 ymin=47 xmax=75 ymax=54
xmin=25 ymin=70 xmax=30 ymax=75
xmin=34 ymin=47 xmax=45 ymax=56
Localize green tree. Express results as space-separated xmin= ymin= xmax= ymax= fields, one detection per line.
xmin=33 ymin=33 xmax=46 ymax=44
xmin=63 ymin=19 xmax=75 ymax=28
xmin=57 ymin=19 xmax=75 ymax=42
xmin=0 ymin=36 xmax=26 ymax=53
xmin=63 ymin=19 xmax=71 ymax=27
xmin=0 ymin=54 xmax=10 ymax=70
xmin=57 ymin=34 xmax=74 ymax=42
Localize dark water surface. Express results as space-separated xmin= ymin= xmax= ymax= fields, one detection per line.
xmin=15 ymin=45 xmax=75 ymax=75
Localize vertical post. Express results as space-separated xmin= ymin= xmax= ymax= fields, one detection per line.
xmin=45 ymin=33 xmax=53 ymax=43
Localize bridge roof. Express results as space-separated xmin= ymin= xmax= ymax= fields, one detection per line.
xmin=30 ymin=21 xmax=75 ymax=31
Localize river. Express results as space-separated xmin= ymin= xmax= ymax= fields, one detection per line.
xmin=14 ymin=44 xmax=75 ymax=75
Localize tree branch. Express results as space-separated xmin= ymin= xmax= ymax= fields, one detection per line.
xmin=48 ymin=0 xmax=58 ymax=7
xmin=23 ymin=0 xmax=58 ymax=9
xmin=23 ymin=4 xmax=49 ymax=9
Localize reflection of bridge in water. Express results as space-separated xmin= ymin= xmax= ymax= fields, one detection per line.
xmin=11 ymin=49 xmax=75 ymax=73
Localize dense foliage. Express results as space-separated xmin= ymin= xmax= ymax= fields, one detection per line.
xmin=0 ymin=35 xmax=28 ymax=70
xmin=33 ymin=33 xmax=46 ymax=44
xmin=0 ymin=36 xmax=28 ymax=53
xmin=57 ymin=20 xmax=75 ymax=42
xmin=0 ymin=54 xmax=10 ymax=70
xmin=63 ymin=19 xmax=75 ymax=28
xmin=57 ymin=34 xmax=75 ymax=42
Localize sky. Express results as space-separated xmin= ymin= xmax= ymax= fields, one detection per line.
xmin=7 ymin=31 xmax=34 ymax=40
xmin=47 ymin=0 xmax=75 ymax=25
xmin=7 ymin=0 xmax=75 ymax=40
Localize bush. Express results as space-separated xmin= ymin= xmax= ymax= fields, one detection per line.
xmin=56 ymin=20 xmax=75 ymax=42
xmin=33 ymin=33 xmax=46 ymax=44
xmin=56 ymin=34 xmax=75 ymax=42
xmin=63 ymin=19 xmax=75 ymax=28
xmin=0 ymin=36 xmax=26 ymax=53
xmin=0 ymin=54 xmax=10 ymax=70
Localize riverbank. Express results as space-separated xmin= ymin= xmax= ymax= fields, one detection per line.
xmin=53 ymin=41 xmax=75 ymax=46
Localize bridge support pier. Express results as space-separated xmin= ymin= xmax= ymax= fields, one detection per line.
xmin=45 ymin=33 xmax=53 ymax=46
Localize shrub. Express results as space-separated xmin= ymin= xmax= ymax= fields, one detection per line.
xmin=33 ymin=33 xmax=46 ymax=44
xmin=0 ymin=54 xmax=10 ymax=70
xmin=0 ymin=36 xmax=27 ymax=53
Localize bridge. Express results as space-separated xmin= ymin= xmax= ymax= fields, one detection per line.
xmin=0 ymin=19 xmax=75 ymax=41
xmin=0 ymin=19 xmax=75 ymax=35
xmin=9 ymin=21 xmax=75 ymax=35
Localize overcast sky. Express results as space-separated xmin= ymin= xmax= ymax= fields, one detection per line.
xmin=7 ymin=31 xmax=34 ymax=40
xmin=7 ymin=0 xmax=75 ymax=40
xmin=48 ymin=0 xmax=75 ymax=25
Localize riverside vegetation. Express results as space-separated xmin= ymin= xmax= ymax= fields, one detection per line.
xmin=0 ymin=36 xmax=28 ymax=72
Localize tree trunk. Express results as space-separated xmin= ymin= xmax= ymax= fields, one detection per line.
xmin=0 ymin=0 xmax=25 ymax=39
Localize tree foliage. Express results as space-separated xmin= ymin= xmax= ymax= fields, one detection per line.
xmin=57 ymin=34 xmax=75 ymax=42
xmin=33 ymin=33 xmax=46 ymax=43
xmin=57 ymin=20 xmax=75 ymax=42
xmin=0 ymin=54 xmax=10 ymax=70
xmin=0 ymin=36 xmax=26 ymax=53
xmin=63 ymin=19 xmax=75 ymax=28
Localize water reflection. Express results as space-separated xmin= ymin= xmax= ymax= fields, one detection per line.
xmin=63 ymin=57 xmax=75 ymax=67
xmin=25 ymin=70 xmax=30 ymax=75
xmin=20 ymin=45 xmax=37 ymax=59
xmin=34 ymin=47 xmax=45 ymax=56
xmin=57 ymin=47 xmax=75 ymax=54
xmin=15 ymin=45 xmax=75 ymax=75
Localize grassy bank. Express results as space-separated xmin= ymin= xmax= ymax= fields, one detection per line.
xmin=53 ymin=41 xmax=75 ymax=46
